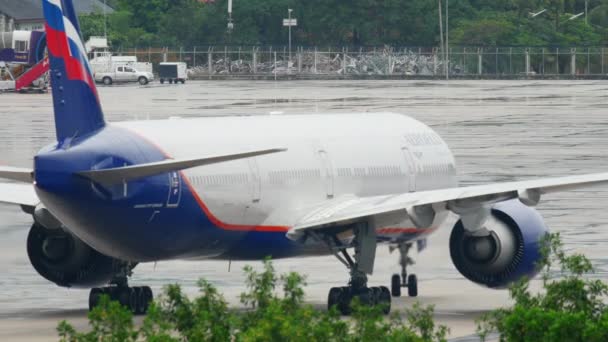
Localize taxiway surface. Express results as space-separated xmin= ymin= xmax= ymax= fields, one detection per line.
xmin=1 ymin=80 xmax=607 ymax=341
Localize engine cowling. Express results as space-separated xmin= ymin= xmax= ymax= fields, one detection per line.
xmin=27 ymin=223 xmax=127 ymax=288
xmin=449 ymin=199 xmax=548 ymax=288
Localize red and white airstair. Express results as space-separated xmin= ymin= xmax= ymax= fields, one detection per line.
xmin=0 ymin=57 xmax=49 ymax=93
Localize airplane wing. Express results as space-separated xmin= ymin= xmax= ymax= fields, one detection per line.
xmin=77 ymin=148 xmax=287 ymax=185
xmin=0 ymin=183 xmax=39 ymax=207
xmin=0 ymin=166 xmax=34 ymax=183
xmin=287 ymin=172 xmax=608 ymax=239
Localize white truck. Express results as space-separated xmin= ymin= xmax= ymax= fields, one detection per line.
xmin=158 ymin=62 xmax=188 ymax=84
xmin=94 ymin=65 xmax=154 ymax=85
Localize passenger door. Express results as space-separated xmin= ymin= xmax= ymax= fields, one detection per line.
xmin=318 ymin=149 xmax=334 ymax=199
xmin=401 ymin=146 xmax=417 ymax=192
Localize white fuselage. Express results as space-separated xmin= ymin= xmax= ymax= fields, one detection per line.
xmin=117 ymin=113 xmax=458 ymax=242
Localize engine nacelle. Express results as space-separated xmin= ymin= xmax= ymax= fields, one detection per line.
xmin=27 ymin=223 xmax=127 ymax=288
xmin=449 ymin=199 xmax=548 ymax=288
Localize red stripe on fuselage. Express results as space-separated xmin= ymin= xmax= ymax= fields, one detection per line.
xmin=118 ymin=126 xmax=438 ymax=235
xmin=119 ymin=126 xmax=289 ymax=233
xmin=45 ymin=24 xmax=98 ymax=98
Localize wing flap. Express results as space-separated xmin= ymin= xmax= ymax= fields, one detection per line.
xmin=288 ymin=172 xmax=608 ymax=238
xmin=77 ymin=148 xmax=287 ymax=185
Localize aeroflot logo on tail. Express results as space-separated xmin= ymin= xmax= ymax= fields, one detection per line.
xmin=42 ymin=0 xmax=98 ymax=97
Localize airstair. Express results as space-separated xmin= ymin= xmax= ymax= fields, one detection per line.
xmin=0 ymin=57 xmax=49 ymax=93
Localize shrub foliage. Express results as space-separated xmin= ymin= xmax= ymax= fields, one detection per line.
xmin=478 ymin=233 xmax=608 ymax=341
xmin=58 ymin=258 xmax=448 ymax=342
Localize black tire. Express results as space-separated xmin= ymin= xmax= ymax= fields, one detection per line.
xmin=174 ymin=79 xmax=178 ymax=84
xmin=102 ymin=77 xmax=113 ymax=86
xmin=160 ymin=79 xmax=165 ymax=84
xmin=169 ymin=79 xmax=174 ymax=84
xmin=391 ymin=274 xmax=401 ymax=297
xmin=379 ymin=286 xmax=392 ymax=315
xmin=328 ymin=287 xmax=342 ymax=311
xmin=180 ymin=79 xmax=186 ymax=84
xmin=407 ymin=274 xmax=418 ymax=297
xmin=138 ymin=77 xmax=148 ymax=85
xmin=142 ymin=286 xmax=153 ymax=313
xmin=89 ymin=288 xmax=102 ymax=311
xmin=338 ymin=286 xmax=352 ymax=316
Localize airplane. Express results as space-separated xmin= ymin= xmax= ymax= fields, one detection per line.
xmin=1 ymin=0 xmax=608 ymax=316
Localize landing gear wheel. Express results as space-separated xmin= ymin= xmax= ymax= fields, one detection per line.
xmin=379 ymin=286 xmax=391 ymax=314
xmin=328 ymin=287 xmax=342 ymax=311
xmin=407 ymin=274 xmax=418 ymax=297
xmin=391 ymin=274 xmax=401 ymax=297
xmin=142 ymin=286 xmax=153 ymax=313
xmin=89 ymin=288 xmax=103 ymax=311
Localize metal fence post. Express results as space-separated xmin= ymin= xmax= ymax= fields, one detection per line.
xmin=252 ymin=48 xmax=257 ymax=74
xmin=571 ymin=48 xmax=576 ymax=76
xmin=298 ymin=48 xmax=302 ymax=73
xmin=314 ymin=48 xmax=317 ymax=74
xmin=478 ymin=48 xmax=482 ymax=75
xmin=525 ymin=48 xmax=530 ymax=75
xmin=602 ymin=48 xmax=605 ymax=75
xmin=193 ymin=46 xmax=196 ymax=67
xmin=208 ymin=50 xmax=213 ymax=75
xmin=274 ymin=51 xmax=277 ymax=80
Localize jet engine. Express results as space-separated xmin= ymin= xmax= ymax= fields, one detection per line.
xmin=449 ymin=199 xmax=548 ymax=288
xmin=27 ymin=223 xmax=128 ymax=288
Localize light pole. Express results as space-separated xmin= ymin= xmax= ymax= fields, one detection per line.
xmin=585 ymin=0 xmax=588 ymax=25
xmin=446 ymin=0 xmax=449 ymax=80
xmin=227 ymin=0 xmax=234 ymax=41
xmin=288 ymin=8 xmax=293 ymax=63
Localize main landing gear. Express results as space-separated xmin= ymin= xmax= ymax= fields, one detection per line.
xmin=88 ymin=266 xmax=153 ymax=315
xmin=318 ymin=223 xmax=391 ymax=315
xmin=390 ymin=243 xmax=418 ymax=297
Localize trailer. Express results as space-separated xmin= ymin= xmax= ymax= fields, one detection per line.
xmin=159 ymin=62 xmax=188 ymax=84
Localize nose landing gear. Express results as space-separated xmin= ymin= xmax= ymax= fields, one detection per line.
xmin=88 ymin=266 xmax=153 ymax=315
xmin=390 ymin=242 xmax=418 ymax=297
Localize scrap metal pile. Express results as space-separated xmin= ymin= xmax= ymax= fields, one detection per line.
xmin=188 ymin=49 xmax=457 ymax=77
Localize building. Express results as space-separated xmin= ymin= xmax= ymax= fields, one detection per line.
xmin=0 ymin=0 xmax=113 ymax=32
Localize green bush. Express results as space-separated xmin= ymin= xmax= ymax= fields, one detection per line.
xmin=477 ymin=233 xmax=608 ymax=341
xmin=58 ymin=257 xmax=448 ymax=342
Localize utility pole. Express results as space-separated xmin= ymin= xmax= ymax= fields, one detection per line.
xmin=438 ymin=0 xmax=444 ymax=78
xmin=288 ymin=8 xmax=293 ymax=63
xmin=227 ymin=0 xmax=234 ymax=42
xmin=103 ymin=0 xmax=107 ymax=38
xmin=446 ymin=0 xmax=449 ymax=80
xmin=585 ymin=0 xmax=588 ymax=25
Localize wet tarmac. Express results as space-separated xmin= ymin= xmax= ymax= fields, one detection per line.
xmin=1 ymin=80 xmax=608 ymax=341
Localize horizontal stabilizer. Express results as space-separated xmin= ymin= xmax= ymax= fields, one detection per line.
xmin=0 ymin=166 xmax=34 ymax=183
xmin=0 ymin=183 xmax=39 ymax=207
xmin=77 ymin=148 xmax=287 ymax=185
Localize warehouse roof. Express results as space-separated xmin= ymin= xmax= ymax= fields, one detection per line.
xmin=0 ymin=0 xmax=113 ymax=21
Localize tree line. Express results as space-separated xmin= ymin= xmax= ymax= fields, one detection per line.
xmin=79 ymin=0 xmax=608 ymax=48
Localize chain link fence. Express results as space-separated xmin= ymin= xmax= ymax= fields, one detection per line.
xmin=115 ymin=46 xmax=608 ymax=78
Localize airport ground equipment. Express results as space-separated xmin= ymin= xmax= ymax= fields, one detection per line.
xmin=94 ymin=65 xmax=154 ymax=85
xmin=0 ymin=30 xmax=49 ymax=92
xmin=4 ymin=0 xmax=608 ymax=316
xmin=159 ymin=62 xmax=188 ymax=84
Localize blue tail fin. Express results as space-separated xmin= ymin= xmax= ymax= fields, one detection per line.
xmin=42 ymin=0 xmax=105 ymax=142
